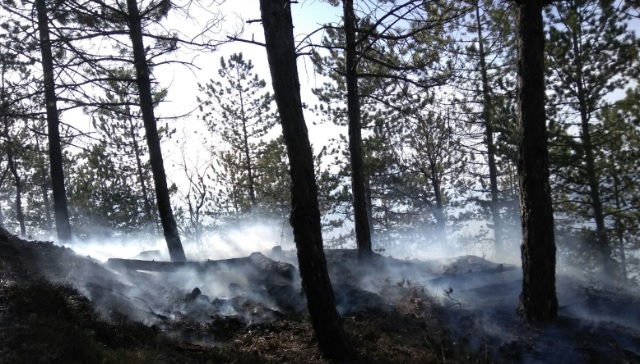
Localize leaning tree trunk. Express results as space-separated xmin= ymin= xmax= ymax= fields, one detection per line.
xmin=259 ymin=0 xmax=355 ymax=360
xmin=344 ymin=0 xmax=373 ymax=263
xmin=126 ymin=0 xmax=186 ymax=262
xmin=36 ymin=0 xmax=72 ymax=241
xmin=514 ymin=0 xmax=558 ymax=323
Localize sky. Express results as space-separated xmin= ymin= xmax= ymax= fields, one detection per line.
xmin=151 ymin=0 xmax=346 ymax=188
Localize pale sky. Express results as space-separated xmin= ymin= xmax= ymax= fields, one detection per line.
xmin=154 ymin=1 xmax=346 ymax=186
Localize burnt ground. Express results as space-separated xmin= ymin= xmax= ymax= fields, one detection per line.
xmin=1 ymin=227 xmax=640 ymax=363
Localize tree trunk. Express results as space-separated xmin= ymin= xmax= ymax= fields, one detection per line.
xmin=344 ymin=0 xmax=373 ymax=263
xmin=428 ymin=162 xmax=447 ymax=235
xmin=1 ymin=61 xmax=25 ymax=237
xmin=126 ymin=0 xmax=186 ymax=262
xmin=6 ymin=141 xmax=25 ymax=237
xmin=475 ymin=1 xmax=503 ymax=255
xmin=128 ymin=115 xmax=153 ymax=225
xmin=556 ymin=0 xmax=616 ymax=284
xmin=41 ymin=176 xmax=52 ymax=232
xmin=239 ymin=90 xmax=258 ymax=208
xmin=613 ymin=173 xmax=627 ymax=282
xmin=514 ymin=0 xmax=558 ymax=323
xmin=36 ymin=0 xmax=72 ymax=242
xmin=571 ymin=35 xmax=614 ymax=282
xmin=37 ymin=137 xmax=53 ymax=233
xmin=259 ymin=0 xmax=355 ymax=360
xmin=365 ymin=177 xmax=374 ymax=236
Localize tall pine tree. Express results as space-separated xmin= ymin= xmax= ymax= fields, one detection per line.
xmin=546 ymin=0 xmax=638 ymax=283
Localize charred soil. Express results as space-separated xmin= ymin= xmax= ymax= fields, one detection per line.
xmin=1 ymin=228 xmax=639 ymax=363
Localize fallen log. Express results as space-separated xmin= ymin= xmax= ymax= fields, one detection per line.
xmin=106 ymin=252 xmax=296 ymax=281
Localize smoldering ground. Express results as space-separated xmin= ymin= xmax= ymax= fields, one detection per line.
xmin=3 ymin=220 xmax=640 ymax=363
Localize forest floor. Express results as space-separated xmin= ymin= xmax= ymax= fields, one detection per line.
xmin=1 ymin=227 xmax=640 ymax=363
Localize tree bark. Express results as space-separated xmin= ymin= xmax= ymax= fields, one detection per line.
xmin=1 ymin=61 xmax=25 ymax=237
xmin=128 ymin=115 xmax=153 ymax=225
xmin=6 ymin=140 xmax=25 ymax=237
xmin=427 ymin=161 xmax=447 ymax=235
xmin=36 ymin=0 xmax=72 ymax=242
xmin=570 ymin=26 xmax=614 ymax=282
xmin=613 ymin=173 xmax=627 ymax=282
xmin=238 ymin=89 xmax=258 ymax=208
xmin=37 ymin=137 xmax=53 ymax=233
xmin=344 ymin=0 xmax=373 ymax=263
xmin=126 ymin=0 xmax=186 ymax=262
xmin=514 ymin=0 xmax=558 ymax=323
xmin=475 ymin=1 xmax=503 ymax=255
xmin=259 ymin=0 xmax=355 ymax=360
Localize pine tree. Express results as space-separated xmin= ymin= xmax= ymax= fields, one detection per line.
xmin=546 ymin=0 xmax=638 ymax=283
xmin=260 ymin=0 xmax=355 ymax=359
xmin=0 ymin=36 xmax=36 ymax=237
xmin=312 ymin=1 xmax=460 ymax=251
xmin=68 ymin=67 xmax=168 ymax=238
xmin=197 ymin=53 xmax=278 ymax=213
xmin=514 ymin=0 xmax=558 ymax=324
xmin=35 ymin=0 xmax=72 ymax=241
xmin=597 ymin=87 xmax=640 ymax=283
xmin=458 ymin=0 xmax=518 ymax=255
xmin=254 ymin=136 xmax=290 ymax=217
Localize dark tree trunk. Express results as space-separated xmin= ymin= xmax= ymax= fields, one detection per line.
xmin=428 ymin=163 xmax=447 ymax=235
xmin=6 ymin=141 xmax=25 ymax=237
xmin=0 ymin=168 xmax=9 ymax=229
xmin=126 ymin=0 xmax=186 ymax=262
xmin=572 ymin=43 xmax=614 ymax=282
xmin=1 ymin=63 xmax=25 ymax=237
xmin=561 ymin=0 xmax=615 ymax=282
xmin=514 ymin=0 xmax=558 ymax=323
xmin=36 ymin=0 xmax=72 ymax=241
xmin=365 ymin=177 xmax=374 ymax=235
xmin=239 ymin=93 xmax=258 ymax=208
xmin=41 ymin=177 xmax=52 ymax=232
xmin=419 ymin=166 xmax=447 ymax=233
xmin=344 ymin=0 xmax=372 ymax=263
xmin=38 ymin=150 xmax=53 ymax=233
xmin=128 ymin=116 xmax=153 ymax=224
xmin=259 ymin=0 xmax=355 ymax=360
xmin=613 ymin=173 xmax=627 ymax=282
xmin=475 ymin=1 xmax=503 ymax=254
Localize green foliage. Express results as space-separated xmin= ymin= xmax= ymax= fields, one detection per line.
xmin=197 ymin=53 xmax=284 ymax=215
xmin=546 ymin=0 xmax=639 ymax=279
xmin=311 ymin=2 xmax=466 ymax=248
xmin=596 ymin=87 xmax=640 ymax=280
xmin=66 ymin=67 xmax=170 ymax=239
xmin=254 ymin=135 xmax=291 ymax=217
xmin=0 ymin=27 xmax=55 ymax=237
xmin=451 ymin=0 xmax=520 ymax=251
